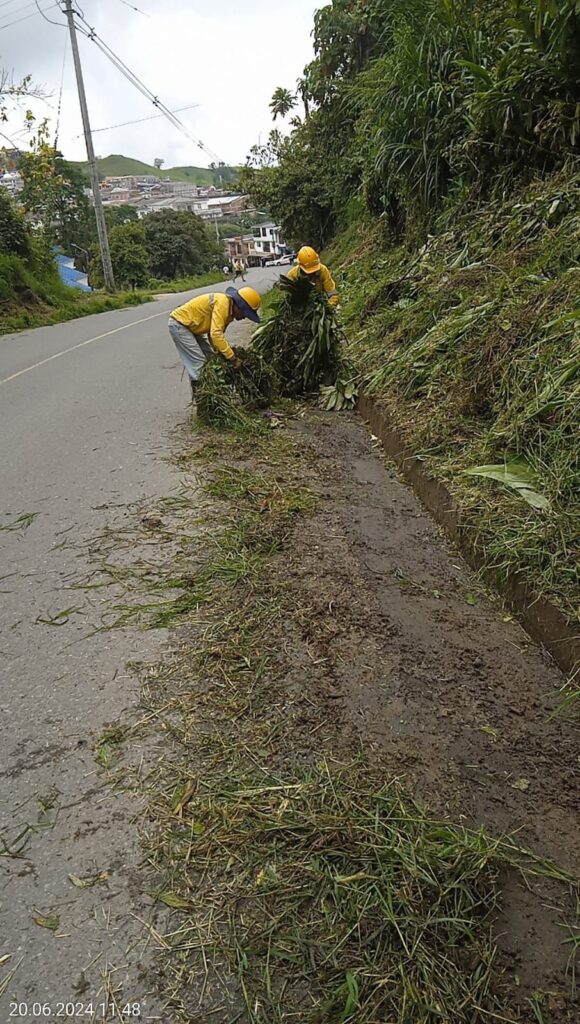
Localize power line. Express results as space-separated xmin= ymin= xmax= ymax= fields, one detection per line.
xmin=72 ymin=103 xmax=199 ymax=139
xmin=1 ymin=0 xmax=54 ymax=23
xmin=35 ymin=0 xmax=66 ymax=25
xmin=116 ymin=0 xmax=150 ymax=16
xmin=0 ymin=0 xmax=59 ymax=29
xmin=0 ymin=0 xmax=35 ymax=11
xmin=71 ymin=9 xmax=223 ymax=165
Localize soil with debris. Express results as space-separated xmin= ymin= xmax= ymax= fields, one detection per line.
xmin=120 ymin=396 xmax=579 ymax=1022
xmin=284 ymin=412 xmax=579 ymax=1000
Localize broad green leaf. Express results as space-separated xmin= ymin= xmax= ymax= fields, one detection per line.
xmin=464 ymin=461 xmax=549 ymax=510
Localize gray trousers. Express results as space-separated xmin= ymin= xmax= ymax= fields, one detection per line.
xmin=168 ymin=317 xmax=213 ymax=382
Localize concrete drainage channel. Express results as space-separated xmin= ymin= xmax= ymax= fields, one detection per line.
xmin=357 ymin=394 xmax=579 ymax=677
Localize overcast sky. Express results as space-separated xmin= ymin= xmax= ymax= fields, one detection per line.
xmin=1 ymin=0 xmax=318 ymax=167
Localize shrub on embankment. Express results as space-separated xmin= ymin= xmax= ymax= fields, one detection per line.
xmin=332 ymin=167 xmax=579 ymax=618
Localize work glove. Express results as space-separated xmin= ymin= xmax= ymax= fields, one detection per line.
xmin=230 ymin=356 xmax=242 ymax=370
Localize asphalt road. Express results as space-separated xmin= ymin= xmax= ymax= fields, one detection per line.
xmin=0 ymin=268 xmax=280 ymax=1021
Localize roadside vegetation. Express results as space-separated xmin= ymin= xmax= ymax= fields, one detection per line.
xmin=87 ymin=413 xmax=579 ymax=1022
xmin=240 ymin=0 xmax=579 ymax=622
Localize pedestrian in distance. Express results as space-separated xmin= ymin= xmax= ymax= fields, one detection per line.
xmin=287 ymin=246 xmax=339 ymax=307
xmin=233 ymin=259 xmax=246 ymax=283
xmin=168 ymin=287 xmax=262 ymax=401
xmin=222 ymin=264 xmax=230 ymax=277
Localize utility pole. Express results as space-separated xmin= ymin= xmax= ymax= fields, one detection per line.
xmin=63 ymin=0 xmax=115 ymax=291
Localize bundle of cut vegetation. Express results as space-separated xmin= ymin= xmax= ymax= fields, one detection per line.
xmin=150 ymin=759 xmax=569 ymax=1022
xmin=251 ymin=274 xmax=344 ymax=395
xmin=196 ymin=346 xmax=277 ymax=428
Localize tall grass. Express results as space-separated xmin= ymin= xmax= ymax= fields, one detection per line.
xmin=335 ymin=167 xmax=580 ymax=615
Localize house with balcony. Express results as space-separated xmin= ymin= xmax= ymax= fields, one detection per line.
xmin=248 ymin=223 xmax=285 ymax=266
xmin=223 ymin=235 xmax=254 ymax=262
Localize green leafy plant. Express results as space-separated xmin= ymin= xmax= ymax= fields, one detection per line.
xmin=319 ymin=378 xmax=358 ymax=411
xmin=252 ymin=275 xmax=343 ymax=395
xmin=464 ymin=459 xmax=550 ymax=510
xmin=196 ymin=347 xmax=277 ymax=428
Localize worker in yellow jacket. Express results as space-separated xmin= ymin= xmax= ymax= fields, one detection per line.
xmin=168 ymin=286 xmax=261 ymax=399
xmin=286 ymin=246 xmax=339 ymax=307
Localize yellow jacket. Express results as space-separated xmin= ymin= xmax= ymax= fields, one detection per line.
xmin=287 ymin=263 xmax=339 ymax=307
xmin=170 ymin=292 xmax=235 ymax=360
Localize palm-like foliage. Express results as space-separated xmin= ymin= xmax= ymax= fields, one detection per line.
xmin=269 ymin=87 xmax=296 ymax=121
xmin=252 ymin=276 xmax=343 ymax=395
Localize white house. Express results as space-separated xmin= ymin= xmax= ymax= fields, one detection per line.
xmin=252 ymin=223 xmax=283 ymax=259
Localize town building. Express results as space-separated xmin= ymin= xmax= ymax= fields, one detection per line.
xmin=223 ymin=235 xmax=255 ymax=262
xmin=0 ymin=171 xmax=24 ymax=197
xmin=251 ymin=223 xmax=284 ymax=261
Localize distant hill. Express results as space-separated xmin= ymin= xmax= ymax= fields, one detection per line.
xmin=69 ymin=154 xmax=240 ymax=186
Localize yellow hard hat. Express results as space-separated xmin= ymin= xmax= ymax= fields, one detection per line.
xmin=297 ymin=246 xmax=321 ymax=274
xmin=227 ymin=285 xmax=262 ymax=322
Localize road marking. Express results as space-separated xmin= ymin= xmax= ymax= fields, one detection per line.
xmin=0 ymin=309 xmax=168 ymax=386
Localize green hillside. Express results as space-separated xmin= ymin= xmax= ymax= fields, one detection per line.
xmin=69 ymin=154 xmax=239 ymax=186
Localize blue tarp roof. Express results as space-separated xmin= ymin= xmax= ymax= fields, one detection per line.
xmin=54 ymin=252 xmax=93 ymax=291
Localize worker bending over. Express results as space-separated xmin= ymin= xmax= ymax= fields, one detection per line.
xmin=287 ymin=246 xmax=339 ymax=307
xmin=168 ymin=286 xmax=261 ymax=399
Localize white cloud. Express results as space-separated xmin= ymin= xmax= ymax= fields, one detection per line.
xmin=1 ymin=0 xmax=317 ymax=167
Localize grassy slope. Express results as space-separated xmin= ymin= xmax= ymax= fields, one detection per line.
xmin=330 ymin=167 xmax=579 ymax=619
xmin=0 ymin=253 xmax=152 ymax=333
xmin=0 ymin=256 xmax=230 ymax=333
xmin=69 ymin=154 xmax=239 ymax=185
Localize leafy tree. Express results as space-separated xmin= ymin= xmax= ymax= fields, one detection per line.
xmin=270 ymin=87 xmax=296 ymax=121
xmin=104 ymin=204 xmax=139 ymax=229
xmin=143 ymin=209 xmax=220 ymax=280
xmin=0 ymin=188 xmax=30 ymax=258
xmin=241 ymin=0 xmax=580 ymax=243
xmin=91 ymin=222 xmax=150 ymax=290
xmin=154 ymin=157 xmax=164 ymax=170
xmin=19 ymin=120 xmax=93 ymax=254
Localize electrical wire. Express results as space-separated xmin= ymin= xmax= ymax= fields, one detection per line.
xmin=116 ymin=0 xmax=150 ymax=16
xmin=1 ymin=0 xmax=54 ymax=23
xmin=72 ymin=103 xmax=199 ymax=138
xmin=72 ymin=10 xmax=223 ymax=164
xmin=35 ymin=0 xmax=66 ymax=26
xmin=0 ymin=0 xmax=59 ymax=30
xmin=0 ymin=0 xmax=35 ymax=11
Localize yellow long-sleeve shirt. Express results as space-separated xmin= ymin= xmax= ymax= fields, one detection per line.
xmin=287 ymin=263 xmax=339 ymax=307
xmin=170 ymin=292 xmax=235 ymax=360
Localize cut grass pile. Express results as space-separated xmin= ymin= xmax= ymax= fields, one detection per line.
xmin=332 ymin=167 xmax=580 ymax=618
xmin=196 ymin=275 xmax=348 ymax=427
xmin=84 ymin=417 xmax=578 ymax=1020
xmin=252 ymin=274 xmax=344 ymax=396
xmin=148 ymin=758 xmax=573 ymax=1024
xmin=196 ymin=347 xmax=278 ymax=429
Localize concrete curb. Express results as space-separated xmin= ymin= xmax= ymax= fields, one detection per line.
xmin=358 ymin=394 xmax=579 ymax=677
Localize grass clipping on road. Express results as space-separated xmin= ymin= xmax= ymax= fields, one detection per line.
xmin=154 ymin=759 xmax=534 ymax=1023
xmin=92 ymin=425 xmax=575 ymax=1023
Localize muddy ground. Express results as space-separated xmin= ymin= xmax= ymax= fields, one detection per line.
xmin=283 ymin=412 xmax=579 ymax=998
xmin=122 ymin=398 xmax=579 ymax=1022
